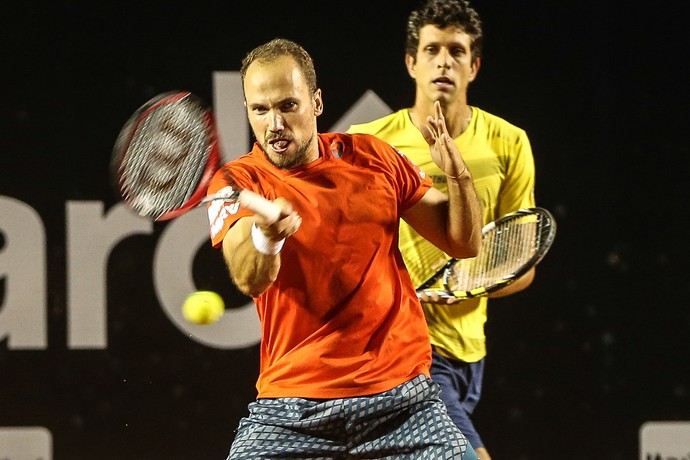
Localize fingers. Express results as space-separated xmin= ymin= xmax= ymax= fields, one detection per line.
xmin=416 ymin=291 xmax=462 ymax=305
xmin=255 ymin=197 xmax=302 ymax=240
xmin=422 ymin=102 xmax=468 ymax=179
xmin=434 ymin=100 xmax=446 ymax=126
xmin=425 ymin=101 xmax=450 ymax=140
xmin=276 ymin=212 xmax=302 ymax=239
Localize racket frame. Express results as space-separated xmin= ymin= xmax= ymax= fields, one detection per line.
xmin=111 ymin=91 xmax=221 ymax=221
xmin=416 ymin=207 xmax=557 ymax=300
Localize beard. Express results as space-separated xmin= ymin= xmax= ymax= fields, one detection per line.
xmin=261 ymin=134 xmax=315 ymax=170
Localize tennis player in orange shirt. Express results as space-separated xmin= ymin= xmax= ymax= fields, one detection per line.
xmin=207 ymin=38 xmax=483 ymax=459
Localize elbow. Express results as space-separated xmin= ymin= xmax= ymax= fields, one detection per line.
xmin=230 ymin=262 xmax=279 ymax=298
xmin=232 ymin=273 xmax=275 ymax=298
xmin=223 ymin=239 xmax=280 ymax=298
xmin=447 ymin=236 xmax=482 ymax=259
xmin=241 ymin=285 xmax=269 ymax=298
xmin=470 ymin=236 xmax=482 ymax=257
xmin=234 ymin=280 xmax=269 ymax=298
xmin=449 ymin=248 xmax=479 ymax=260
xmin=519 ymin=268 xmax=536 ymax=289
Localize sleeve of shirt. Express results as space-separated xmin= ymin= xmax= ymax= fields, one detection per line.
xmin=497 ymin=129 xmax=536 ymax=217
xmin=367 ymin=135 xmax=433 ymax=212
xmin=206 ymin=166 xmax=255 ymax=248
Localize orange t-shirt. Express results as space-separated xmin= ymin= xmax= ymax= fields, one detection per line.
xmin=207 ymin=133 xmax=433 ymax=399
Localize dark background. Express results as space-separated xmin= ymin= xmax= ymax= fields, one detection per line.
xmin=2 ymin=1 xmax=689 ymax=459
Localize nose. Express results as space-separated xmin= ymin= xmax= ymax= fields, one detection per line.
xmin=436 ymin=48 xmax=452 ymax=69
xmin=269 ymin=111 xmax=284 ymax=132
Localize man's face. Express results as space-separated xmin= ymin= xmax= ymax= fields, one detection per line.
xmin=243 ymin=55 xmax=323 ymax=169
xmin=407 ymin=24 xmax=479 ymax=106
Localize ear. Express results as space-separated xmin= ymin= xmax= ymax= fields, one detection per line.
xmin=404 ymin=53 xmax=417 ymax=79
xmin=468 ymin=57 xmax=481 ymax=83
xmin=313 ymin=89 xmax=324 ymax=116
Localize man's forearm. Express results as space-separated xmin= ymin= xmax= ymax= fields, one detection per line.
xmin=222 ymin=219 xmax=282 ymax=297
xmin=445 ymin=171 xmax=483 ymax=258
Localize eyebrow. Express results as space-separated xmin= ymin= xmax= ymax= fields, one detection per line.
xmin=423 ymin=40 xmax=467 ymax=48
xmin=248 ymin=97 xmax=298 ymax=110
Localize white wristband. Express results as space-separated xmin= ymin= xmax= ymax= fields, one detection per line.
xmin=251 ymin=223 xmax=285 ymax=255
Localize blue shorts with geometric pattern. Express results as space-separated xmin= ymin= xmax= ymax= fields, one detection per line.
xmin=430 ymin=351 xmax=486 ymax=450
xmin=227 ymin=374 xmax=479 ymax=459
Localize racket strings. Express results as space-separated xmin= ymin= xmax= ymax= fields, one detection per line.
xmin=120 ymin=99 xmax=210 ymax=217
xmin=446 ymin=215 xmax=543 ymax=291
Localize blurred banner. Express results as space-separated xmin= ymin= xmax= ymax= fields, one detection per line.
xmin=639 ymin=421 xmax=690 ymax=460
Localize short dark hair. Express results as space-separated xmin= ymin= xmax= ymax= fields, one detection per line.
xmin=406 ymin=0 xmax=483 ymax=61
xmin=240 ymin=38 xmax=318 ymax=94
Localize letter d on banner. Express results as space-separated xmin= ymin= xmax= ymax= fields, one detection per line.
xmin=154 ymin=208 xmax=260 ymax=349
xmin=213 ymin=71 xmax=249 ymax=164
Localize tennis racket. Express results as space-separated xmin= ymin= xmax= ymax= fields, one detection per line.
xmin=416 ymin=207 xmax=556 ymax=300
xmin=111 ymin=90 xmax=280 ymax=222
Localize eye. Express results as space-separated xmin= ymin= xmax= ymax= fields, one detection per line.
xmin=451 ymin=47 xmax=466 ymax=57
xmin=281 ymin=101 xmax=298 ymax=111
xmin=424 ymin=45 xmax=439 ymax=55
xmin=251 ymin=105 xmax=268 ymax=115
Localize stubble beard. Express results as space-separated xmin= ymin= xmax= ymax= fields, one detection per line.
xmin=262 ymin=134 xmax=315 ymax=170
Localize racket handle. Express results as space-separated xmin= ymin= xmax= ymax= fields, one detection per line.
xmin=238 ymin=190 xmax=282 ymax=224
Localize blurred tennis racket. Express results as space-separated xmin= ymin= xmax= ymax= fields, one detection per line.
xmin=416 ymin=207 xmax=556 ymax=300
xmin=111 ymin=90 xmax=279 ymax=222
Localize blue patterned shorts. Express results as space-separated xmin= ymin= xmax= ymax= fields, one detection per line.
xmin=227 ymin=374 xmax=478 ymax=459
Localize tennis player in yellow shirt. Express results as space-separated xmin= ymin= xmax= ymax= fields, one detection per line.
xmin=349 ymin=1 xmax=538 ymax=458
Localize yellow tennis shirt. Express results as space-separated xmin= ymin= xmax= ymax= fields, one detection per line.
xmin=349 ymin=107 xmax=536 ymax=362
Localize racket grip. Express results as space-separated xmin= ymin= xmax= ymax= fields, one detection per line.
xmin=238 ymin=190 xmax=282 ymax=224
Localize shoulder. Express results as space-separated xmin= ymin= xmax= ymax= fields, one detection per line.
xmin=321 ymin=131 xmax=394 ymax=152
xmin=347 ymin=109 xmax=408 ymax=136
xmin=210 ymin=145 xmax=271 ymax=186
xmin=220 ymin=145 xmax=266 ymax=173
xmin=474 ymin=107 xmax=528 ymax=139
xmin=320 ymin=132 xmax=413 ymax=171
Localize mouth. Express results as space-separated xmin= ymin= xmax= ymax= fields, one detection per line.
xmin=268 ymin=138 xmax=291 ymax=154
xmin=432 ymin=76 xmax=455 ymax=90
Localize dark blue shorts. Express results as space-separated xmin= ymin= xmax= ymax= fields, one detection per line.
xmin=430 ymin=351 xmax=486 ymax=450
xmin=227 ymin=374 xmax=479 ymax=459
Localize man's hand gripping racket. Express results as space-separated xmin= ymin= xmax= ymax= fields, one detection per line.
xmin=111 ymin=91 xmax=281 ymax=224
xmin=416 ymin=207 xmax=557 ymax=302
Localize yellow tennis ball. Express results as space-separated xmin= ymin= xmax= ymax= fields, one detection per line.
xmin=182 ymin=291 xmax=225 ymax=325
